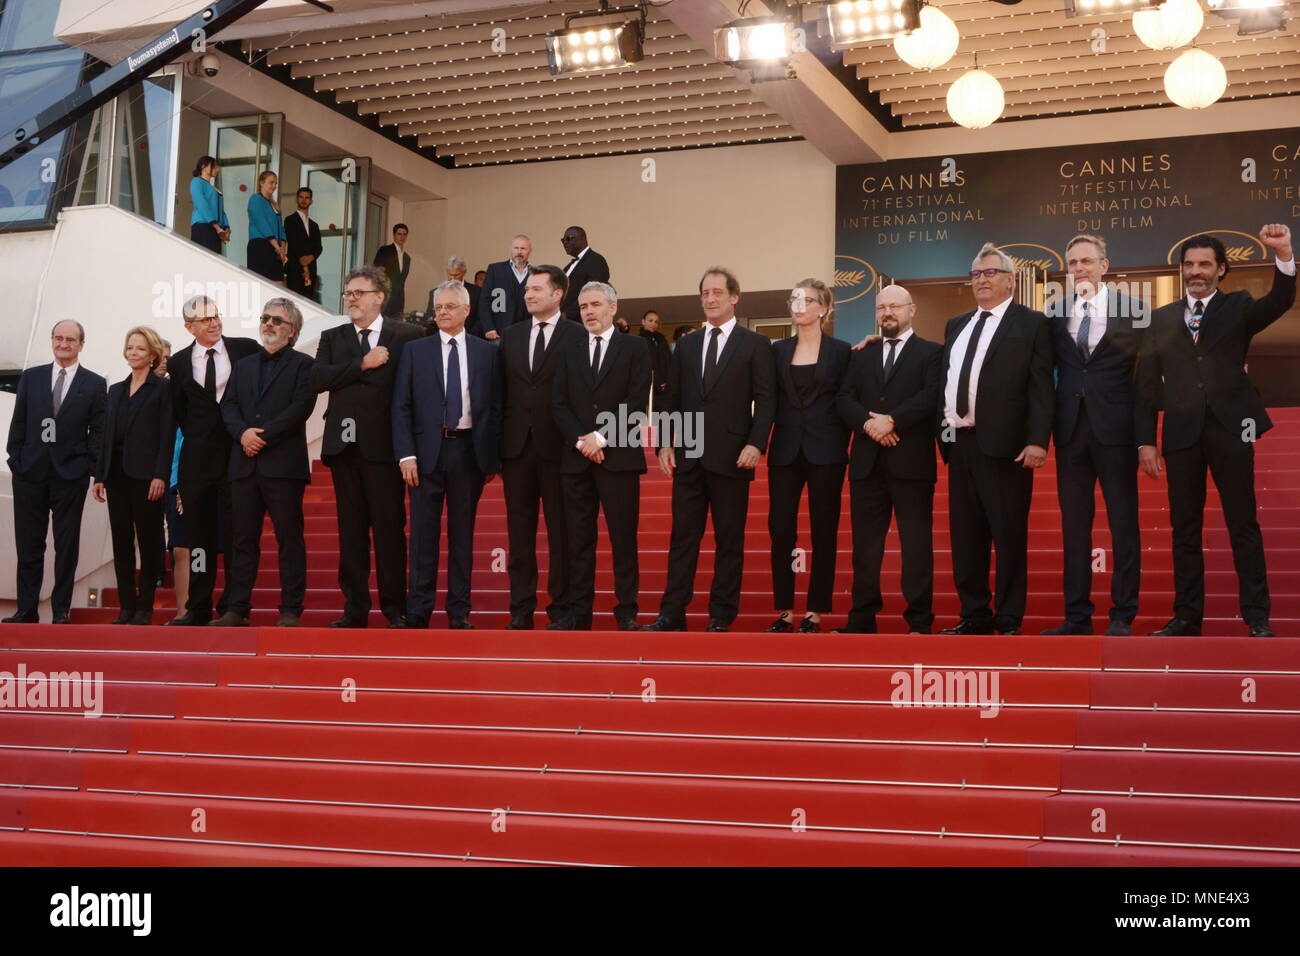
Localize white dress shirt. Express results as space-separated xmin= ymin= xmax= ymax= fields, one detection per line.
xmin=354 ymin=315 xmax=383 ymax=351
xmin=529 ymin=311 xmax=561 ymax=368
xmin=1068 ymin=285 xmax=1108 ymax=354
xmin=565 ymin=246 xmax=591 ymax=276
xmin=441 ymin=329 xmax=472 ymax=430
xmin=191 ymin=337 xmax=232 ymax=402
xmin=297 ymin=210 xmax=311 ymax=233
xmin=881 ymin=327 xmax=914 ymax=369
xmin=944 ymin=296 xmax=1014 ymax=428
xmin=701 ymin=316 xmax=737 ymax=383
xmin=51 ymin=361 xmax=79 ymax=399
xmin=511 ymin=261 xmax=530 ymax=284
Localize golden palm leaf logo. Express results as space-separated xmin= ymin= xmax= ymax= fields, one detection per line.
xmin=834 ymin=269 xmax=867 ymax=286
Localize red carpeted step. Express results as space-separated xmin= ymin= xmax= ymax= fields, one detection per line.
xmin=1059 ymin=749 xmax=1300 ymax=800
xmin=1042 ymin=792 xmax=1300 ymax=851
xmin=1027 ymin=842 xmax=1300 ymax=866
xmin=1088 ymin=672 xmax=1300 ymax=712
xmin=1074 ymin=710 xmax=1300 ymax=755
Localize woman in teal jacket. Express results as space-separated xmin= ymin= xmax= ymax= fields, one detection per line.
xmin=189 ymin=156 xmax=229 ymax=253
xmin=247 ymin=170 xmax=288 ymax=284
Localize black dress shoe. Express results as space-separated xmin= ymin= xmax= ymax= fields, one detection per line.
xmin=1040 ymin=621 xmax=1092 ymax=635
xmin=766 ymin=617 xmax=793 ymax=633
xmin=404 ymin=616 xmax=430 ymax=629
xmin=110 ymin=612 xmax=134 ymax=625
xmin=211 ymin=611 xmax=250 ymax=627
xmin=1149 ymin=618 xmax=1201 ymax=636
xmin=505 ymin=616 xmax=534 ymax=630
xmin=2 ymin=610 xmax=38 ymax=624
xmin=546 ymin=618 xmax=576 ymax=631
xmin=616 ymin=619 xmax=639 ymax=632
xmin=130 ymin=610 xmax=154 ymax=626
xmin=330 ymin=616 xmax=366 ymax=629
xmin=276 ymin=612 xmax=301 ymax=627
xmin=1104 ymin=621 xmax=1132 ymax=636
xmin=938 ymin=621 xmax=994 ymax=635
xmin=386 ymin=618 xmax=408 ymax=629
xmin=641 ymin=617 xmax=686 ymax=632
xmin=166 ymin=612 xmax=209 ymax=627
xmin=797 ymin=617 xmax=820 ymax=634
xmin=448 ymin=617 xmax=474 ymax=630
xmin=1249 ymin=622 xmax=1276 ymax=638
xmin=706 ymin=619 xmax=730 ymax=633
xmin=51 ymin=613 xmax=72 ymax=625
xmin=996 ymin=627 xmax=1021 ymax=635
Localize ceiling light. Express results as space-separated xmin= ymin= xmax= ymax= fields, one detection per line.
xmin=546 ymin=7 xmax=645 ymax=76
xmin=714 ymin=17 xmax=795 ymax=82
xmin=1164 ymin=47 xmax=1227 ymax=108
xmin=1063 ymin=0 xmax=1160 ymax=14
xmin=946 ymin=69 xmax=1005 ymax=129
xmin=893 ymin=6 xmax=960 ymax=70
xmin=827 ymin=0 xmax=921 ymax=44
xmin=1132 ymin=0 xmax=1203 ymax=49
xmin=1206 ymin=0 xmax=1286 ymax=34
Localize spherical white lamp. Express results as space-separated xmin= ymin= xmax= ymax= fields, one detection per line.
xmin=1133 ymin=0 xmax=1204 ymax=51
xmin=894 ymin=7 xmax=960 ymax=70
xmin=1164 ymin=47 xmax=1226 ymax=109
xmin=946 ymin=69 xmax=1004 ymax=129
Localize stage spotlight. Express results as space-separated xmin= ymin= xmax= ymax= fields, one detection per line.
xmin=825 ymin=0 xmax=922 ymax=46
xmin=1206 ymin=0 xmax=1286 ymax=35
xmin=1064 ymin=0 xmax=1160 ymax=15
xmin=546 ymin=9 xmax=644 ymax=76
xmin=714 ymin=17 xmax=795 ymax=81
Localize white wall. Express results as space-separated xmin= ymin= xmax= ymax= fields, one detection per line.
xmin=1 ymin=229 xmax=58 ymax=370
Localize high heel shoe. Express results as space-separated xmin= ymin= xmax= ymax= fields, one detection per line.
xmin=798 ymin=617 xmax=820 ymax=633
xmin=766 ymin=615 xmax=794 ymax=633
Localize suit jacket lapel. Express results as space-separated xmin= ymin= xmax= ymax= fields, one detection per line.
xmin=883 ymin=336 xmax=913 ymax=385
xmin=1196 ymin=293 xmax=1234 ymax=351
xmin=980 ymin=303 xmax=1018 ymax=367
xmin=863 ymin=342 xmax=883 ymax=397
xmin=775 ymin=339 xmax=800 ymax=409
xmin=703 ymin=324 xmax=741 ymax=398
xmin=124 ymin=374 xmax=155 ymax=430
xmin=53 ymin=365 xmax=82 ymax=419
xmin=259 ymin=353 xmax=290 ymax=399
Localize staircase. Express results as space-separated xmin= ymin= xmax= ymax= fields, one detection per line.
xmin=1 ymin=410 xmax=1298 ymax=866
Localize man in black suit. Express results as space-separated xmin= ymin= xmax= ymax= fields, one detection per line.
xmin=552 ymin=281 xmax=652 ymax=630
xmin=312 ymin=265 xmax=424 ymax=628
xmin=499 ymin=264 xmax=585 ymax=629
xmin=1137 ymin=225 xmax=1296 ymax=638
xmin=166 ymin=297 xmax=261 ymax=626
xmin=214 ymin=299 xmax=317 ymax=627
xmin=836 ymin=285 xmax=942 ymax=634
xmin=560 ymin=226 xmax=611 ymax=323
xmin=373 ymin=223 xmax=412 ymax=318
xmin=640 ymin=309 xmax=671 ymax=401
xmin=425 ymin=256 xmax=479 ymax=327
xmin=393 ymin=281 xmax=502 ymax=629
xmin=1043 ymin=234 xmax=1157 ymax=637
xmin=284 ymin=187 xmax=323 ymax=302
xmin=476 ymin=235 xmax=532 ymax=340
xmin=937 ymin=243 xmax=1054 ymax=636
xmin=4 ymin=321 xmax=106 ymax=624
xmin=645 ymin=267 xmax=776 ymax=632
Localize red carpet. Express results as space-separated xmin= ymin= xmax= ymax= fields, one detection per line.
xmin=1 ymin=410 xmax=1298 ymax=865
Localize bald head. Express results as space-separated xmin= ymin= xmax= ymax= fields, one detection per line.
xmin=875 ymin=284 xmax=915 ymax=337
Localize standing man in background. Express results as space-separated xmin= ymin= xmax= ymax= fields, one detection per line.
xmin=374 ymin=223 xmax=412 ymax=318
xmin=284 ymin=186 xmax=323 ymax=303
xmin=560 ymin=226 xmax=610 ymax=322
xmin=640 ymin=310 xmax=671 ymax=402
xmin=4 ymin=320 xmax=106 ymax=624
xmin=477 ymin=235 xmax=533 ymax=340
xmin=427 ymin=256 xmax=479 ymax=326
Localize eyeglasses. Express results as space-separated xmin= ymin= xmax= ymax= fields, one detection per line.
xmin=186 ymin=315 xmax=221 ymax=325
xmin=434 ymin=304 xmax=467 ymax=313
xmin=343 ymin=289 xmax=379 ymax=299
xmin=787 ymin=297 xmax=822 ymax=308
xmin=260 ymin=314 xmax=290 ymax=326
xmin=969 ymin=268 xmax=1012 ymax=278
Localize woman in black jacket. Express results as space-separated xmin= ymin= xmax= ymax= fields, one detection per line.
xmin=92 ymin=327 xmax=174 ymax=624
xmin=766 ymin=279 xmax=851 ymax=633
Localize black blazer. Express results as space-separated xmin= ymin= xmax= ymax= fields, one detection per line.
xmin=221 ymin=348 xmax=317 ymax=482
xmin=641 ymin=328 xmax=671 ymax=388
xmin=660 ymin=323 xmax=776 ymax=481
xmin=499 ymin=316 xmax=585 ymax=461
xmin=561 ymin=249 xmax=611 ymax=322
xmin=475 ymin=260 xmax=530 ymax=337
xmin=7 ymin=363 xmax=106 ymax=482
xmin=426 ymin=282 xmax=479 ymax=326
xmin=552 ymin=330 xmax=652 ymax=474
xmin=95 ymin=373 xmax=174 ymax=484
xmin=937 ymin=302 xmax=1054 ymax=462
xmin=1136 ymin=266 xmax=1297 ymax=452
xmin=392 ymin=332 xmax=502 ymax=475
xmin=838 ymin=334 xmax=943 ymax=482
xmin=374 ymin=243 xmax=411 ymax=314
xmin=170 ymin=336 xmax=261 ymax=484
xmin=283 ymin=211 xmax=322 ymax=281
xmin=311 ymin=319 xmax=424 ymax=463
xmin=768 ymin=335 xmax=851 ymax=467
xmin=1047 ymin=291 xmax=1154 ymax=449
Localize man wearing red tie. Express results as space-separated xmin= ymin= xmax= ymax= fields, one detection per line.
xmin=1136 ymin=224 xmax=1296 ymax=637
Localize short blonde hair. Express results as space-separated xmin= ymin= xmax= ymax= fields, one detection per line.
xmin=794 ymin=277 xmax=834 ymax=322
xmin=124 ymin=326 xmax=166 ymax=369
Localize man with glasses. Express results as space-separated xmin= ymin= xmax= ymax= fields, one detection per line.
xmin=559 ymin=226 xmax=610 ymax=323
xmin=4 ymin=321 xmax=107 ymax=624
xmin=312 ymin=266 xmax=423 ymax=628
xmin=937 ymin=243 xmax=1054 ymax=636
xmin=165 ymin=297 xmax=260 ymax=626
xmin=214 ymin=300 xmax=317 ymax=627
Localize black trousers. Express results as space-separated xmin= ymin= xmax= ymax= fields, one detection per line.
xmin=12 ymin=472 xmax=88 ymax=615
xmin=227 ymin=473 xmax=307 ymax=616
xmin=1055 ymin=405 xmax=1140 ymax=626
xmin=948 ymin=428 xmax=1033 ymax=631
xmin=408 ymin=437 xmax=485 ymax=622
xmin=326 ymin=447 xmax=407 ymax=622
xmin=105 ymin=471 xmax=164 ymax=616
xmin=768 ymin=455 xmax=845 ymax=613
xmin=176 ymin=472 xmax=233 ymax=618
xmin=847 ymin=464 xmax=935 ymax=632
xmin=1164 ymin=413 xmax=1269 ymax=625
xmin=285 ymin=266 xmax=321 ymax=303
xmin=660 ymin=465 xmax=750 ymax=624
xmin=501 ymin=435 xmax=569 ymax=619
xmin=563 ymin=466 xmax=640 ymax=626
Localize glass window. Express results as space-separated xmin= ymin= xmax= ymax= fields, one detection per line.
xmin=0 ymin=0 xmax=64 ymax=53
xmin=111 ymin=73 xmax=177 ymax=226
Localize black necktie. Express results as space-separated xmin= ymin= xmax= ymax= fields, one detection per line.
xmin=955 ymin=311 xmax=991 ymax=420
xmin=1188 ymin=300 xmax=1204 ymax=341
xmin=1076 ymin=301 xmax=1093 ymax=359
xmin=359 ymin=328 xmax=371 ymax=352
xmin=532 ymin=321 xmax=547 ymax=372
xmin=444 ymin=338 xmax=462 ymax=427
xmin=591 ymin=334 xmax=603 ymax=375
xmin=204 ymin=348 xmax=217 ymax=398
xmin=704 ymin=327 xmax=722 ymax=388
xmin=883 ymin=338 xmax=899 ymax=379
